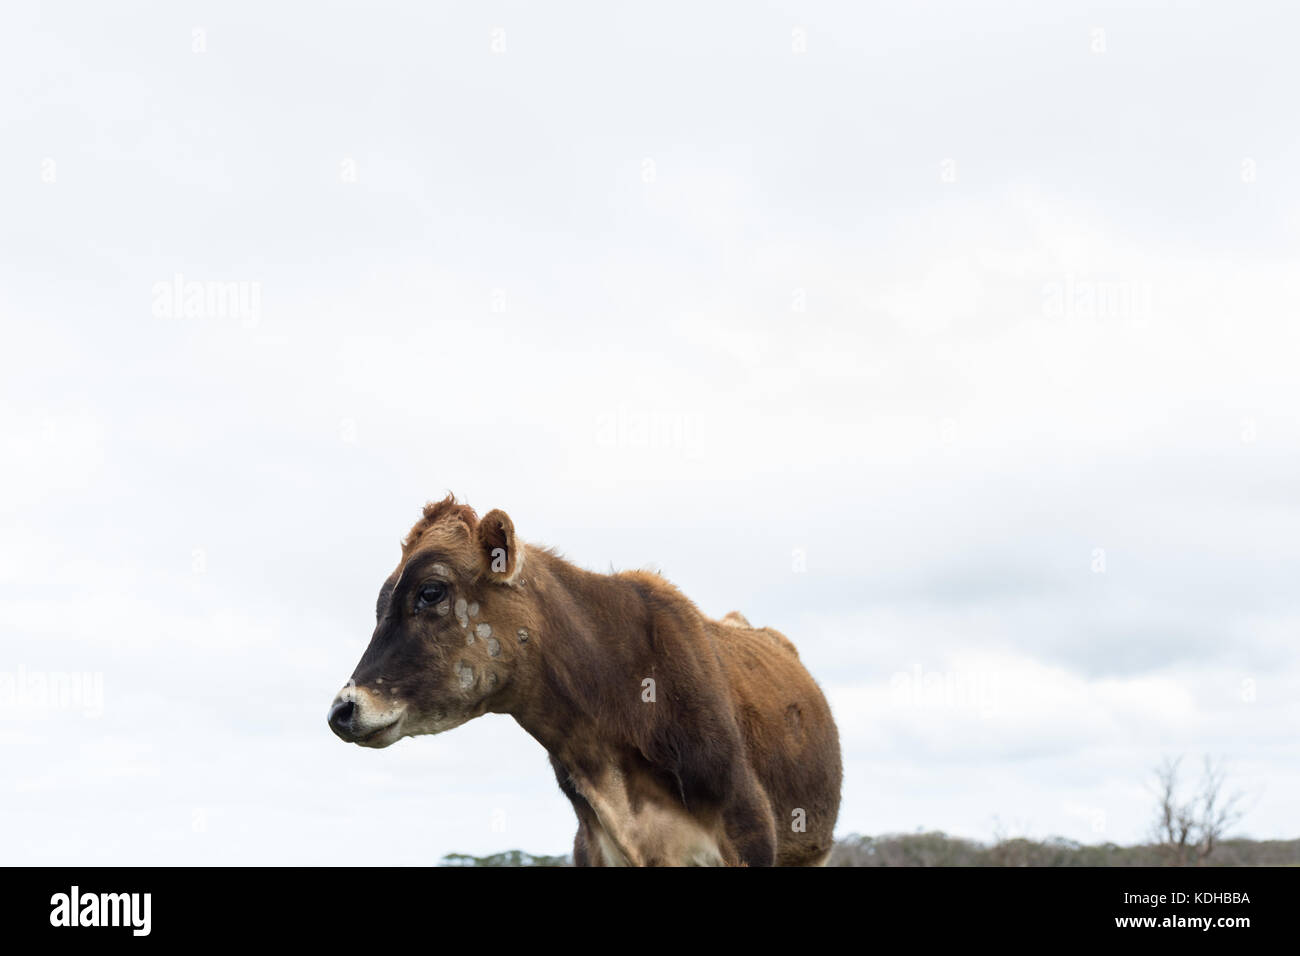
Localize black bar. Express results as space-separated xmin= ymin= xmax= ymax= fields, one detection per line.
xmin=5 ymin=865 xmax=1294 ymax=944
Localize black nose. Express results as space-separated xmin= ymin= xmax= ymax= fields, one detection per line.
xmin=328 ymin=698 xmax=356 ymax=740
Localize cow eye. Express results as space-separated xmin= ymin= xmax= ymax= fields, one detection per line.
xmin=416 ymin=583 xmax=448 ymax=608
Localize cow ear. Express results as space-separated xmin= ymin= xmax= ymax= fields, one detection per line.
xmin=476 ymin=509 xmax=524 ymax=584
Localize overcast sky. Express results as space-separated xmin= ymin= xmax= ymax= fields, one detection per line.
xmin=2 ymin=1 xmax=1298 ymax=864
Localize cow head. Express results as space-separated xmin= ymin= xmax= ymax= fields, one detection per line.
xmin=327 ymin=497 xmax=531 ymax=748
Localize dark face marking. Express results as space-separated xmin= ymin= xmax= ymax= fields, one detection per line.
xmin=346 ymin=548 xmax=512 ymax=735
xmin=375 ymin=573 xmax=398 ymax=621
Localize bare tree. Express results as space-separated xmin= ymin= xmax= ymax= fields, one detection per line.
xmin=1150 ymin=755 xmax=1246 ymax=865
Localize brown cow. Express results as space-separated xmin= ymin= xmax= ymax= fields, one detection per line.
xmin=327 ymin=495 xmax=842 ymax=866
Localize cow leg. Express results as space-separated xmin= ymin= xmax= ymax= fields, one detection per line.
xmin=572 ymin=821 xmax=603 ymax=867
xmin=722 ymin=779 xmax=778 ymax=867
xmin=573 ymin=779 xmax=644 ymax=866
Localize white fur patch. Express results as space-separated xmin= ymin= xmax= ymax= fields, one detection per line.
xmin=456 ymin=662 xmax=475 ymax=690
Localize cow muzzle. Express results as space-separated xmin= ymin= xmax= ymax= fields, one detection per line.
xmin=327 ymin=683 xmax=406 ymax=747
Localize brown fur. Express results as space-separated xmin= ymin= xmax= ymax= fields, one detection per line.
xmin=331 ymin=494 xmax=842 ymax=867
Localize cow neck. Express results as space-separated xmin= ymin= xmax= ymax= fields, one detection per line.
xmin=507 ymin=557 xmax=650 ymax=761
